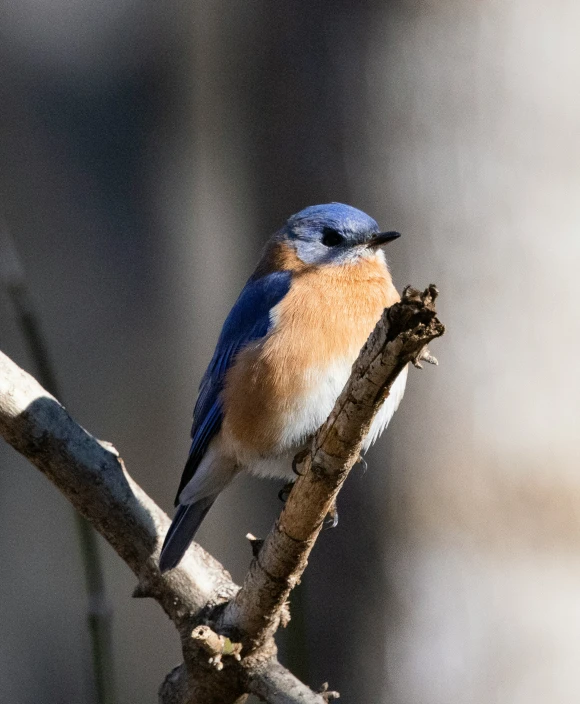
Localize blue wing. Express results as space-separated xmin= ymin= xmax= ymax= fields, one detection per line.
xmin=174 ymin=270 xmax=292 ymax=504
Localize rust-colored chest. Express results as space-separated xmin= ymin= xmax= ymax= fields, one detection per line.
xmin=221 ymin=254 xmax=399 ymax=457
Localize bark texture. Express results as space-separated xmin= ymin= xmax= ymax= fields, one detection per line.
xmin=0 ymin=285 xmax=443 ymax=702
xmin=219 ymin=286 xmax=444 ymax=651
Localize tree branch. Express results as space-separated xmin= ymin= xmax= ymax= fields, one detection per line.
xmin=0 ymin=217 xmax=116 ymax=704
xmin=0 ymin=347 xmax=325 ymax=703
xmin=0 ymin=285 xmax=443 ymax=703
xmin=218 ymin=285 xmax=444 ymax=653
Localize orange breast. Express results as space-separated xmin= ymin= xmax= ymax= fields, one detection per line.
xmin=221 ymin=253 xmax=400 ymax=458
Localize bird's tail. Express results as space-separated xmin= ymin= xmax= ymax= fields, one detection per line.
xmin=159 ymin=498 xmax=215 ymax=573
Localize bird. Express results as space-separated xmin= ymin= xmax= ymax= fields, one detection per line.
xmin=159 ymin=203 xmax=407 ymax=572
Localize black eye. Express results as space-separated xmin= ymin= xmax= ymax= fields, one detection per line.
xmin=321 ymin=227 xmax=345 ymax=247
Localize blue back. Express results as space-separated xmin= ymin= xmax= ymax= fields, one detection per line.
xmin=175 ymin=270 xmax=291 ymax=503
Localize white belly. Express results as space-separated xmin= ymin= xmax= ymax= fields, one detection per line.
xmin=363 ymin=364 xmax=408 ymax=450
xmin=247 ymin=362 xmax=408 ymax=480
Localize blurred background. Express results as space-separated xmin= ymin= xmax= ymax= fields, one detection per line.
xmin=1 ymin=0 xmax=580 ymax=702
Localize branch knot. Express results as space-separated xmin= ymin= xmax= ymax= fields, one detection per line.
xmin=191 ymin=625 xmax=242 ymax=671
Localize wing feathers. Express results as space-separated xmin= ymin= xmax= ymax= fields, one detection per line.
xmin=159 ymin=500 xmax=214 ymax=572
xmin=173 ymin=270 xmax=291 ymax=505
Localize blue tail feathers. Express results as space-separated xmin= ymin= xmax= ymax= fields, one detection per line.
xmin=159 ymin=499 xmax=215 ymax=573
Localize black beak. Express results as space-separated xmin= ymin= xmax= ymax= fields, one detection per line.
xmin=367 ymin=231 xmax=401 ymax=248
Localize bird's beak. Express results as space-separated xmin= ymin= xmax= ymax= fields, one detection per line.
xmin=367 ymin=231 xmax=401 ymax=249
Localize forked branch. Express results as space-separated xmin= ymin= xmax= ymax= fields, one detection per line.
xmin=0 ymin=285 xmax=443 ymax=703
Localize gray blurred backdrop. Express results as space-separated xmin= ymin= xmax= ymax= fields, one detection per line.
xmin=2 ymin=1 xmax=580 ymax=703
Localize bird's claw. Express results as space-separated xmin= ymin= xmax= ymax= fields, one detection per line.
xmin=292 ymin=447 xmax=311 ymax=476
xmin=278 ymin=482 xmax=294 ymax=503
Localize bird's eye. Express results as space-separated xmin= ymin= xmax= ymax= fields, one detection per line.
xmin=321 ymin=227 xmax=345 ymax=247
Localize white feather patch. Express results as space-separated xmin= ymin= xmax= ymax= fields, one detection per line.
xmin=178 ymin=441 xmax=238 ymax=504
xmin=362 ymin=364 xmax=408 ymax=450
xmin=247 ymin=360 xmax=408 ymax=480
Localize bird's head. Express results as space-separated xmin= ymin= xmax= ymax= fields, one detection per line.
xmin=281 ymin=203 xmax=400 ymax=267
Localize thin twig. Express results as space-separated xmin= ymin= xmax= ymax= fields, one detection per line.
xmin=0 ymin=219 xmax=116 ymax=704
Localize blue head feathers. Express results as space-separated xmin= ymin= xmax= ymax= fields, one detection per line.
xmin=283 ymin=203 xmax=399 ymax=266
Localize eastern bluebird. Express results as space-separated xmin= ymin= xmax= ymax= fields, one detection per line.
xmin=159 ymin=203 xmax=406 ymax=572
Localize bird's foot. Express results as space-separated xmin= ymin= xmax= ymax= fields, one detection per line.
xmin=278 ymin=481 xmax=294 ymax=503
xmin=292 ymin=447 xmax=311 ymax=476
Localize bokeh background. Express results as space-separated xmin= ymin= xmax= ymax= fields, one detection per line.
xmin=2 ymin=1 xmax=580 ymax=703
